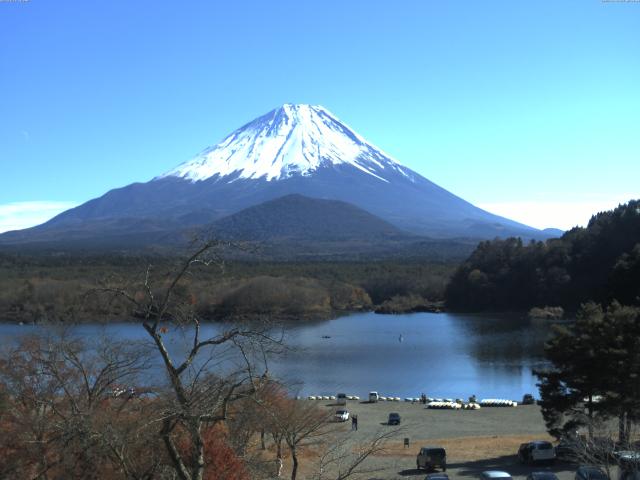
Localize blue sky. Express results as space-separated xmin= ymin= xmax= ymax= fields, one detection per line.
xmin=1 ymin=0 xmax=638 ymax=232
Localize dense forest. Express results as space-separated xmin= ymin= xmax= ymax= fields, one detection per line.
xmin=0 ymin=253 xmax=454 ymax=323
xmin=445 ymin=200 xmax=640 ymax=312
xmin=4 ymin=200 xmax=637 ymax=322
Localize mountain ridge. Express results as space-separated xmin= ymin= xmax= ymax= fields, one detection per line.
xmin=211 ymin=193 xmax=410 ymax=242
xmin=0 ymin=103 xmax=559 ymax=249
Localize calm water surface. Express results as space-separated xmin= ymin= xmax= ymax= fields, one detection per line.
xmin=0 ymin=312 xmax=556 ymax=400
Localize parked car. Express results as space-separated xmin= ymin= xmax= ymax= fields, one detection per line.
xmin=417 ymin=446 xmax=447 ymax=471
xmin=425 ymin=473 xmax=449 ymax=480
xmin=616 ymin=451 xmax=640 ymax=480
xmin=557 ymin=435 xmax=619 ymax=463
xmin=620 ymin=473 xmax=640 ymax=480
xmin=388 ymin=412 xmax=401 ymax=425
xmin=480 ymin=471 xmax=512 ymax=480
xmin=334 ymin=409 xmax=349 ymax=422
xmin=589 ymin=437 xmax=618 ymax=462
xmin=522 ymin=394 xmax=535 ymax=405
xmin=369 ymin=391 xmax=379 ymax=403
xmin=556 ymin=437 xmax=580 ymax=461
xmin=575 ymin=466 xmax=609 ymax=480
xmin=616 ymin=450 xmax=640 ymax=466
xmin=527 ymin=473 xmax=559 ymax=480
xmin=518 ymin=441 xmax=556 ymax=464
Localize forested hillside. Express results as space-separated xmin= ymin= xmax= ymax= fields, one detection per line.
xmin=0 ymin=254 xmax=454 ymax=323
xmin=445 ymin=200 xmax=640 ymax=311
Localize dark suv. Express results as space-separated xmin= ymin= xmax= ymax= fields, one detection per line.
xmin=575 ymin=466 xmax=609 ymax=480
xmin=417 ymin=446 xmax=447 ymax=471
xmin=388 ymin=412 xmax=401 ymax=425
xmin=616 ymin=451 xmax=640 ymax=480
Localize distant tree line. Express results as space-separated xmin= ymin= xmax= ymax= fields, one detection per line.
xmin=0 ymin=255 xmax=456 ymax=323
xmin=445 ymin=200 xmax=640 ymax=311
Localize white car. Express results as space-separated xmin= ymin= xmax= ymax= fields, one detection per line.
xmin=518 ymin=441 xmax=556 ymax=463
xmin=334 ymin=409 xmax=349 ymax=422
xmin=481 ymin=471 xmax=513 ymax=480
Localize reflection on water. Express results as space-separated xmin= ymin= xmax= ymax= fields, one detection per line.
xmin=0 ymin=312 xmax=557 ymax=400
xmin=454 ymin=312 xmax=549 ymax=363
xmin=272 ymin=312 xmax=555 ymax=399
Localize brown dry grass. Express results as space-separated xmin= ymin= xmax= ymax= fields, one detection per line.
xmin=375 ymin=434 xmax=556 ymax=462
xmin=274 ymin=434 xmax=557 ymax=478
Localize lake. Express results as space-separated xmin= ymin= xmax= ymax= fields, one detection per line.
xmin=0 ymin=312 xmax=555 ymax=401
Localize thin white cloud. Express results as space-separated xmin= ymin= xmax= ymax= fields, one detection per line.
xmin=0 ymin=201 xmax=78 ymax=234
xmin=479 ymin=195 xmax=637 ymax=231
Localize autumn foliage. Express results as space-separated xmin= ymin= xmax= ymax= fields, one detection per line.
xmin=203 ymin=427 xmax=248 ymax=480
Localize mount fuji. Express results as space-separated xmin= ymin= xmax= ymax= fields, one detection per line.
xmin=1 ymin=104 xmax=552 ymax=250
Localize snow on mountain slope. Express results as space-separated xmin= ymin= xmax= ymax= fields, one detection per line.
xmin=0 ymin=103 xmax=557 ymax=249
xmin=159 ymin=104 xmax=414 ymax=183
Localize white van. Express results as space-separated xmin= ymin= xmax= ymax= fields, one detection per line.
xmin=369 ymin=391 xmax=379 ymax=403
xmin=336 ymin=393 xmax=347 ymax=406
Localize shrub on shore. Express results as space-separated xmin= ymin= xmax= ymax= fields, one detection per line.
xmin=528 ymin=306 xmax=564 ymax=320
xmin=374 ymin=294 xmax=443 ymax=314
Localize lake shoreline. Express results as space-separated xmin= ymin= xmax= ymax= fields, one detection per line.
xmin=0 ymin=311 xmax=549 ymax=400
xmin=2 ymin=302 xmax=451 ymax=325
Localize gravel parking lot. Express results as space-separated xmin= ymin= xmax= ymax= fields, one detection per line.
xmin=300 ymin=400 xmax=601 ymax=480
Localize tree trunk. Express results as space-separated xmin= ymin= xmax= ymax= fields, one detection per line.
xmin=290 ymin=447 xmax=298 ymax=480
xmin=274 ymin=435 xmax=284 ymax=478
xmin=587 ymin=395 xmax=594 ymax=440
xmin=161 ymin=419 xmax=192 ymax=480
xmin=189 ymin=422 xmax=206 ymax=480
xmin=619 ymin=411 xmax=627 ymax=445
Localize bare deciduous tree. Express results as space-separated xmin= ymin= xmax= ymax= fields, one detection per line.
xmin=100 ymin=240 xmax=282 ymax=480
xmin=255 ymin=389 xmax=333 ymax=480
xmin=558 ymin=419 xmax=640 ymax=480
xmin=311 ymin=428 xmax=400 ymax=480
xmin=0 ymin=333 xmax=159 ymax=480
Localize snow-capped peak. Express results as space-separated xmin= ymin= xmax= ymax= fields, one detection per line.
xmin=158 ymin=104 xmax=411 ymax=183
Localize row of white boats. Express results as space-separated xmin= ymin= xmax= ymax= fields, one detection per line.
xmin=304 ymin=395 xmax=519 ymax=409
xmin=306 ymin=395 xmax=362 ymax=401
xmin=427 ymin=401 xmax=481 ymax=410
xmin=425 ymin=399 xmax=518 ymax=409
